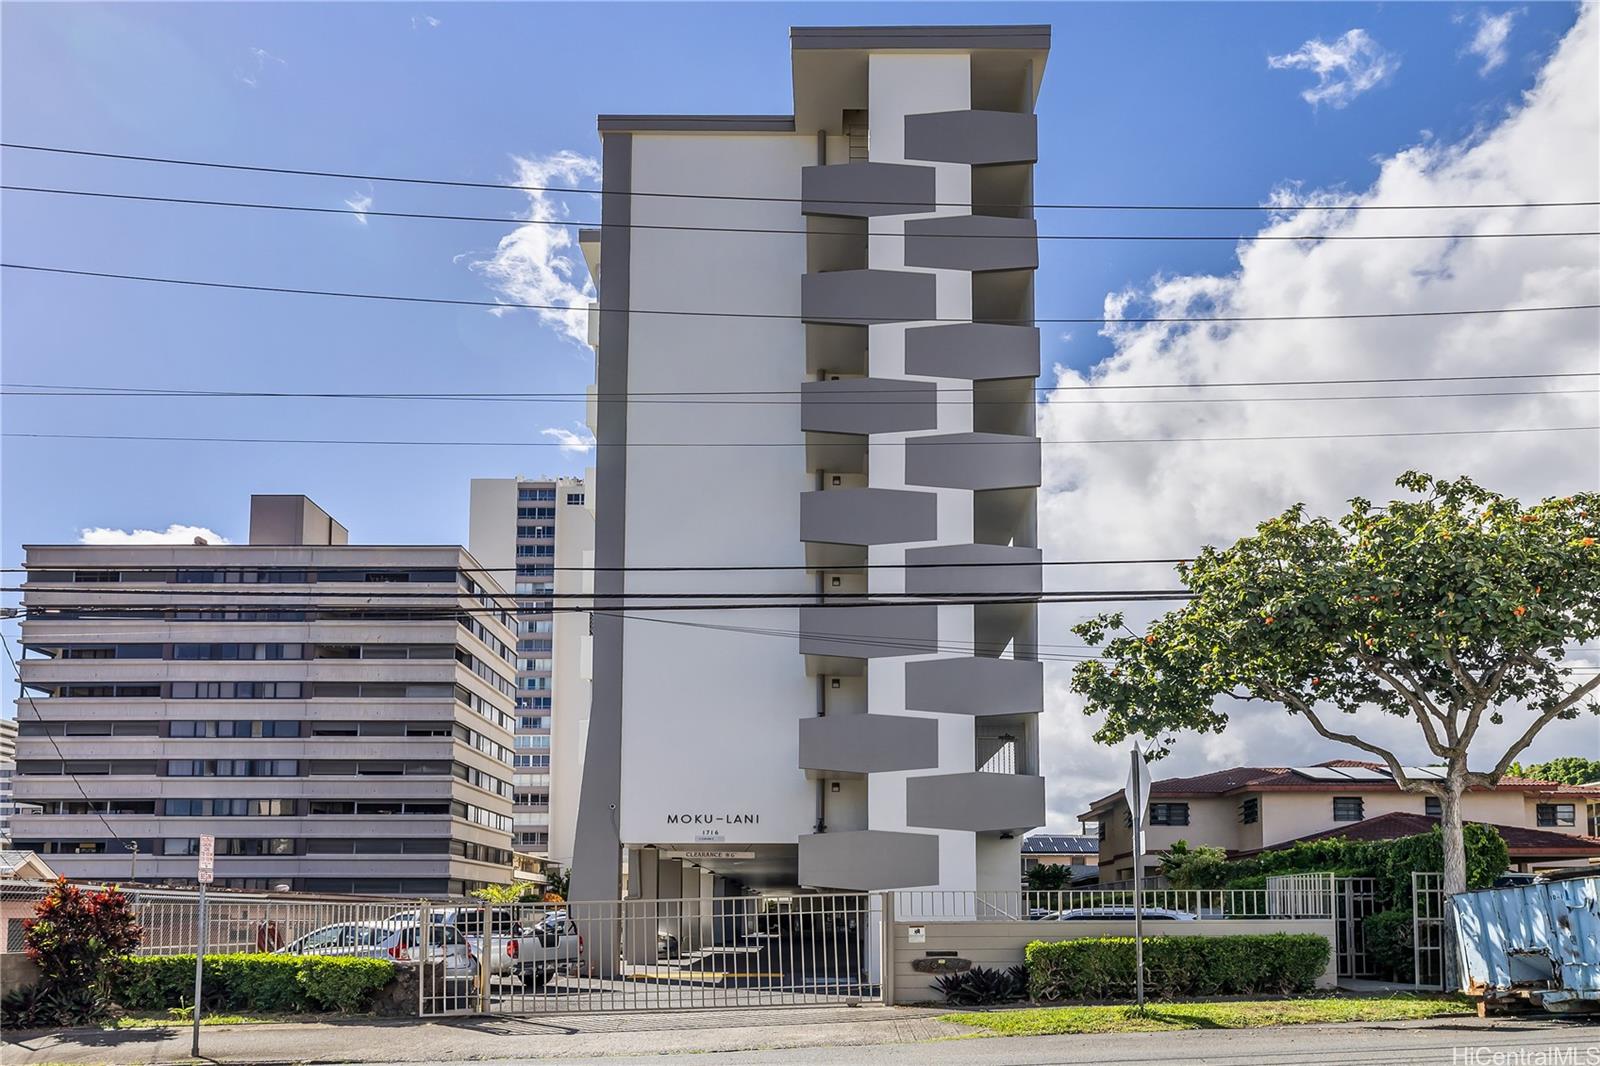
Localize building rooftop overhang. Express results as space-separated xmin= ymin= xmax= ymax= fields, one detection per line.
xmin=791 ymin=24 xmax=1050 ymax=134
xmin=596 ymin=115 xmax=796 ymax=133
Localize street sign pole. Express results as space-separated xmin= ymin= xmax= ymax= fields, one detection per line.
xmin=1127 ymin=745 xmax=1149 ymax=1015
xmin=193 ymin=834 xmax=214 ymax=1058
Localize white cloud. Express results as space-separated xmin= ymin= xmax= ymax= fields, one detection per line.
xmin=1038 ymin=8 xmax=1600 ymax=828
xmin=233 ymin=46 xmax=285 ymax=89
xmin=1463 ymin=9 xmax=1523 ymax=75
xmin=1268 ymin=29 xmax=1399 ymax=108
xmin=470 ymin=151 xmax=600 ymax=347
xmin=345 ymin=189 xmax=373 ymax=225
xmin=411 ymin=15 xmax=441 ymax=30
xmin=78 ymin=524 xmax=231 ymax=546
xmin=542 ymin=422 xmax=596 ymax=456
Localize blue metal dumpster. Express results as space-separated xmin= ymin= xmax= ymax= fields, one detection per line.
xmin=1451 ymin=873 xmax=1599 ymax=1013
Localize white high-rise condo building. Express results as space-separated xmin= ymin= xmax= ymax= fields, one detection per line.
xmin=10 ymin=495 xmax=519 ymax=894
xmin=570 ymin=25 xmax=1049 ymax=905
xmin=468 ymin=477 xmax=594 ymax=865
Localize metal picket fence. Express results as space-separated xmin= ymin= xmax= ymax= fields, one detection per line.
xmin=419 ymin=892 xmax=880 ymax=1016
xmin=891 ymin=881 xmax=1336 ymax=923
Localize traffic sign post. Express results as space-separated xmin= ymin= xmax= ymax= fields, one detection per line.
xmin=1125 ymin=745 xmax=1152 ymax=1014
xmin=193 ymin=834 xmax=213 ymax=1057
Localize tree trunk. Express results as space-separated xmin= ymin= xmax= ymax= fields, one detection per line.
xmin=1438 ymin=759 xmax=1469 ymax=991
xmin=1440 ymin=763 xmax=1468 ymax=897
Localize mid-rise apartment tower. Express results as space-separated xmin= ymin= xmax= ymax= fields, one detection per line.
xmin=570 ymin=25 xmax=1049 ymax=904
xmin=10 ymin=495 xmax=518 ymax=894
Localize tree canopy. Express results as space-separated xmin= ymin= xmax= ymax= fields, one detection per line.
xmin=1507 ymin=756 xmax=1600 ymax=785
xmin=1072 ymin=473 xmax=1599 ymax=784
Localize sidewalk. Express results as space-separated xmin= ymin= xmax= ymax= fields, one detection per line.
xmin=1 ymin=1005 xmax=966 ymax=1064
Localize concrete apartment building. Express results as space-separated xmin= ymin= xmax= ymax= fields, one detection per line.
xmin=9 ymin=495 xmax=518 ymax=895
xmin=0 ymin=718 xmax=18 ymax=846
xmin=468 ymin=477 xmax=594 ymax=862
xmin=568 ymin=25 xmax=1050 ymax=906
xmin=1083 ymin=760 xmax=1600 ymax=882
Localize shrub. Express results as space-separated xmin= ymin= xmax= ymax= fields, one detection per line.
xmin=0 ymin=878 xmax=143 ymax=1029
xmin=1362 ymin=908 xmax=1415 ymax=982
xmin=1025 ymin=934 xmax=1330 ymax=1003
xmin=1206 ymin=825 xmax=1508 ymax=907
xmin=115 ymin=954 xmax=395 ymax=1015
xmin=1158 ymin=841 xmax=1230 ymax=890
xmin=932 ymin=965 xmax=1028 ymax=1006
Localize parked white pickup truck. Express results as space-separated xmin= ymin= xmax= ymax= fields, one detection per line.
xmin=507 ymin=912 xmax=581 ymax=988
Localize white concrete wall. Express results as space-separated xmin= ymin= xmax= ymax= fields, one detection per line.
xmin=618 ymin=131 xmax=819 ymax=848
xmin=468 ymin=479 xmax=521 ymax=575
xmin=548 ymin=478 xmax=594 ymax=868
xmin=861 ymin=51 xmax=992 ymax=896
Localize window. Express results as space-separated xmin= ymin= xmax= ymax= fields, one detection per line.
xmin=1425 ymin=796 xmax=1442 ymax=817
xmin=518 ymin=506 xmax=555 ymax=519
xmin=518 ymin=487 xmax=556 ymax=501
xmin=1238 ymin=797 xmax=1259 ymax=825
xmin=1589 ymin=803 xmax=1600 ymax=838
xmin=1332 ymin=797 xmax=1364 ymax=822
xmin=1148 ymin=803 xmax=1189 ymax=826
xmin=566 ymin=493 xmax=584 ymax=506
xmin=1536 ymin=803 xmax=1575 ymax=827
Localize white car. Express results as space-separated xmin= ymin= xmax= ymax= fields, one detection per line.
xmin=507 ymin=915 xmax=582 ymax=989
xmin=1045 ymin=906 xmax=1198 ymax=922
xmin=280 ymin=920 xmax=478 ymax=974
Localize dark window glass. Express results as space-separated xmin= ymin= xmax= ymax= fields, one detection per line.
xmin=1332 ymin=797 xmax=1364 ymax=822
xmin=1425 ymin=797 xmax=1442 ymax=817
xmin=1535 ymin=803 xmax=1575 ymax=827
xmin=1149 ymin=803 xmax=1189 ymax=826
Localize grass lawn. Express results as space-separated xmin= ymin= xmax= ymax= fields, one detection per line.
xmin=943 ymin=993 xmax=1475 ymax=1036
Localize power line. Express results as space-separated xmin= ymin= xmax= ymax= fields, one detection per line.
xmin=5 ymin=142 xmax=1597 ymax=212
xmin=1 ymin=585 xmax=1166 ymax=603
xmin=7 ymin=262 xmax=1597 ymax=325
xmin=7 ymin=184 xmax=1596 ymax=242
xmin=5 ymin=382 xmax=1595 ymax=407
xmin=6 ymin=370 xmax=1597 ymax=400
xmin=11 ymin=590 xmax=1192 ymax=616
xmin=8 ymin=425 xmax=1597 ymax=448
xmin=2 ymin=557 xmax=1191 ymax=575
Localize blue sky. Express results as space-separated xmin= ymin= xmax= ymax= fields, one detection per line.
xmin=2 ymin=3 xmax=1592 ymax=785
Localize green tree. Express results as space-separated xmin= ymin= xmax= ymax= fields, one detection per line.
xmin=1071 ymin=473 xmax=1599 ymax=904
xmin=471 ymin=883 xmax=533 ymax=904
xmin=1157 ymin=840 xmax=1230 ymax=889
xmin=1506 ymin=756 xmax=1600 ymax=785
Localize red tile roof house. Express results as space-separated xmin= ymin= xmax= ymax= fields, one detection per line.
xmin=1080 ymin=760 xmax=1600 ymax=883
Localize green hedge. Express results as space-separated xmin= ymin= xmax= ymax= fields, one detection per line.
xmin=1362 ymin=908 xmax=1415 ymax=982
xmin=116 ymin=954 xmax=395 ymax=1014
xmin=1026 ymin=934 xmax=1330 ymax=1002
xmin=1168 ymin=825 xmax=1508 ymax=909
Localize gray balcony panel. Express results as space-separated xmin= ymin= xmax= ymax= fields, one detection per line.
xmin=799 ymin=830 xmax=940 ymax=891
xmin=799 ymin=714 xmax=939 ymax=775
xmin=906 ymin=772 xmax=1046 ymax=833
xmin=802 ymin=270 xmax=937 ymax=325
xmin=903 ymin=433 xmax=1041 ymax=491
xmin=903 ymin=324 xmax=1040 ymax=380
xmin=802 ymin=162 xmax=937 ymax=218
xmin=801 ymin=488 xmax=937 ymax=546
xmin=799 ymin=604 xmax=937 ymax=660
xmin=903 ymin=544 xmax=1042 ymax=596
xmin=904 ymin=215 xmax=1039 ymax=273
xmin=904 ymin=111 xmax=1038 ymax=166
xmin=801 ymin=379 xmax=938 ymax=435
xmin=904 ymin=657 xmax=1044 ymax=716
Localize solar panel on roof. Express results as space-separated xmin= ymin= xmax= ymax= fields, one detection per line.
xmin=1404 ymin=766 xmax=1446 ymax=780
xmin=1289 ymin=766 xmax=1357 ymax=781
xmin=1336 ymin=767 xmax=1391 ymax=781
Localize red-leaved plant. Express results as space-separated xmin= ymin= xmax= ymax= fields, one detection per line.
xmin=2 ymin=878 xmax=144 ymax=1028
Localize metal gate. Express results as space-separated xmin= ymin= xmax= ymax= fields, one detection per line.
xmin=420 ymin=892 xmax=880 ymax=1016
xmin=1335 ymin=877 xmax=1379 ymax=979
xmin=1411 ymin=871 xmax=1445 ymax=991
